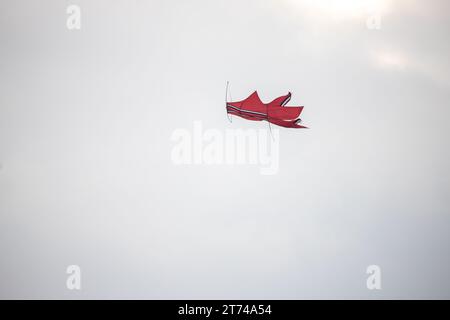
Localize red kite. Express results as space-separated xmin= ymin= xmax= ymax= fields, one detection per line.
xmin=226 ymin=89 xmax=307 ymax=128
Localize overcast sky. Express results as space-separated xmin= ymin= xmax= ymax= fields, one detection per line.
xmin=1 ymin=0 xmax=449 ymax=299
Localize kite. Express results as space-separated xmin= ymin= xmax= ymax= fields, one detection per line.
xmin=225 ymin=85 xmax=307 ymax=128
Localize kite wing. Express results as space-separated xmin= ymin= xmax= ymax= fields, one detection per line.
xmin=226 ymin=91 xmax=267 ymax=121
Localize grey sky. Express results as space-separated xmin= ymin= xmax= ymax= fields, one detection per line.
xmin=0 ymin=0 xmax=449 ymax=299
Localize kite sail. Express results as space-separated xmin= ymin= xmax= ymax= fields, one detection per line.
xmin=226 ymin=87 xmax=307 ymax=128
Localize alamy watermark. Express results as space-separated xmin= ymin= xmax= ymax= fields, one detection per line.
xmin=366 ymin=12 xmax=381 ymax=30
xmin=66 ymin=265 xmax=81 ymax=290
xmin=171 ymin=121 xmax=279 ymax=175
xmin=366 ymin=265 xmax=382 ymax=290
xmin=66 ymin=5 xmax=81 ymax=30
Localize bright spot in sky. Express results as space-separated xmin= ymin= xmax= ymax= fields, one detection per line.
xmin=287 ymin=0 xmax=390 ymax=19
xmin=374 ymin=52 xmax=408 ymax=69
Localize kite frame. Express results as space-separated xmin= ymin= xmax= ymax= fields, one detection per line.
xmin=225 ymin=81 xmax=232 ymax=123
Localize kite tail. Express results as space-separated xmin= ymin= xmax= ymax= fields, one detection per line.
xmin=266 ymin=104 xmax=275 ymax=141
xmin=267 ymin=120 xmax=275 ymax=141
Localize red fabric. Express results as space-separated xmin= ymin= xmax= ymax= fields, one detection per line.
xmin=226 ymin=91 xmax=307 ymax=128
